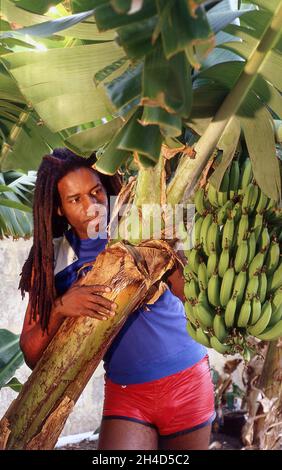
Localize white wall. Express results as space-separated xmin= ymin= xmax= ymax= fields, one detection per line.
xmin=0 ymin=237 xmax=105 ymax=436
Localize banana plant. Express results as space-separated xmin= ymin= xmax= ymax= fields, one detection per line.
xmin=0 ymin=329 xmax=23 ymax=393
xmin=0 ymin=169 xmax=35 ymax=238
xmin=170 ymin=0 xmax=282 ymax=202
xmin=0 ymin=0 xmax=281 ymax=450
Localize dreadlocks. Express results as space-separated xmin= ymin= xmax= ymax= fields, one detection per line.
xmin=19 ymin=147 xmax=122 ymax=333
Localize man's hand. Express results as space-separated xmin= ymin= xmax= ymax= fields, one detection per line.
xmin=53 ymin=284 xmax=117 ymax=321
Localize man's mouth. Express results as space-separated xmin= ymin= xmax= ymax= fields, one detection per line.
xmin=84 ymin=215 xmax=99 ymax=224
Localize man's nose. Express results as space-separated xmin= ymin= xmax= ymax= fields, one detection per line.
xmin=82 ymin=194 xmax=97 ymax=212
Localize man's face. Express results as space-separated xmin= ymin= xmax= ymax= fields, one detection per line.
xmin=57 ymin=167 xmax=108 ymax=239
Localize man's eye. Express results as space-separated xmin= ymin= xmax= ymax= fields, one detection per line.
xmin=71 ymin=197 xmax=79 ymax=203
xmin=91 ymin=188 xmax=101 ymax=197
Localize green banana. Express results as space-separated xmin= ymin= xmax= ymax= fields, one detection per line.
xmin=250 ymin=297 xmax=262 ymax=325
xmin=222 ymin=217 xmax=235 ymax=250
xmin=218 ymin=167 xmax=230 ymax=206
xmin=257 ymin=271 xmax=267 ymax=303
xmin=183 ymin=265 xmax=197 ymax=282
xmin=207 ymin=222 xmax=220 ymax=254
xmin=198 ymin=262 xmax=208 ymax=291
xmin=247 ymin=300 xmax=272 ymax=336
xmin=185 ymin=248 xmax=200 ymax=274
xmin=216 ymin=200 xmax=234 ymax=225
xmin=243 ymin=347 xmax=251 ymax=362
xmin=272 ymin=288 xmax=282 ymax=311
xmin=252 ymin=213 xmax=263 ymax=243
xmin=234 ymin=240 xmax=248 ymax=273
xmin=268 ymin=260 xmax=282 ymax=293
xmin=200 ymin=213 xmax=213 ymax=256
xmin=269 ymin=303 xmax=282 ymax=327
xmin=230 ymin=202 xmax=242 ymax=224
xmin=256 ymin=319 xmax=282 ymax=341
xmin=194 ymin=187 xmax=206 ymax=215
xmin=266 ymin=198 xmax=276 ymax=212
xmin=207 ymin=251 xmax=218 ymax=279
xmin=247 ymin=231 xmax=256 ymax=266
xmin=186 ymin=321 xmax=197 ymax=341
xmin=184 ymin=301 xmax=197 ymax=326
xmin=237 ymin=214 xmax=249 ymax=246
xmin=249 ymin=184 xmax=259 ymax=213
xmin=233 ymin=270 xmax=247 ymax=307
xmin=220 ymin=267 xmax=235 ymax=307
xmin=210 ymin=336 xmax=230 ymax=354
xmin=265 ymin=239 xmax=280 ymax=276
xmin=229 ymin=160 xmax=240 ymax=199
xmin=208 ymin=273 xmax=221 ymax=307
xmin=207 ymin=183 xmax=219 ymax=209
xmin=255 ymin=188 xmax=269 ymax=214
xmin=242 ymin=183 xmax=256 ymax=214
xmin=213 ymin=314 xmax=228 ymax=342
xmin=195 ymin=302 xmax=214 ymax=328
xmin=218 ymin=247 xmax=230 ymax=278
xmin=245 ymin=275 xmax=259 ymax=300
xmin=185 ymin=278 xmax=199 ymax=302
xmin=248 ymin=252 xmax=265 ymax=277
xmin=237 ymin=299 xmax=251 ymax=327
xmin=239 ymin=159 xmax=253 ymax=193
xmin=217 ymin=191 xmax=228 ymax=208
xmin=196 ymin=327 xmax=211 ymax=347
xmin=225 ymin=296 xmax=237 ymax=328
xmin=257 ymin=225 xmax=270 ymax=252
xmin=198 ymin=290 xmax=210 ymax=307
xmin=193 ymin=215 xmax=204 ymax=248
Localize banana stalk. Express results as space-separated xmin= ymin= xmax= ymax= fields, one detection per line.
xmin=0 ymin=240 xmax=176 ymax=449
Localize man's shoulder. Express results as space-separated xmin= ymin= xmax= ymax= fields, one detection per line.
xmin=53 ymin=233 xmax=78 ymax=275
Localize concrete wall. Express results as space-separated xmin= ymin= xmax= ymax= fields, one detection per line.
xmin=0 ymin=238 xmax=244 ymax=439
xmin=0 ymin=237 xmax=105 ymax=436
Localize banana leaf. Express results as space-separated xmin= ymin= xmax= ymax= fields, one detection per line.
xmin=0 ymin=329 xmax=24 ymax=390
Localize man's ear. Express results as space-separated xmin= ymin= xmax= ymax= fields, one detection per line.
xmin=57 ymin=206 xmax=64 ymax=217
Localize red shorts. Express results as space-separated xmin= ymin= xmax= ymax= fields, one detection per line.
xmin=102 ymin=355 xmax=215 ymax=438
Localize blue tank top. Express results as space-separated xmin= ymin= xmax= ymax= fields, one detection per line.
xmin=54 ymin=229 xmax=206 ymax=385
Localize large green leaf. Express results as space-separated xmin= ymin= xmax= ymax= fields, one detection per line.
xmin=106 ymin=63 xmax=142 ymax=111
xmin=2 ymin=0 xmax=115 ymax=40
xmin=9 ymin=0 xmax=62 ymax=15
xmin=182 ymin=1 xmax=282 ymax=200
xmin=156 ymin=0 xmax=213 ymax=60
xmin=66 ymin=117 xmax=123 ymax=156
xmin=117 ymin=107 xmax=163 ymax=163
xmin=142 ymin=40 xmax=192 ymax=118
xmin=94 ymin=0 xmax=157 ymax=31
xmin=2 ymin=377 xmax=23 ymax=393
xmin=241 ymin=105 xmax=281 ymax=200
xmin=71 ymin=0 xmax=103 ymax=13
xmin=2 ymin=42 xmax=124 ymax=131
xmin=0 ymin=169 xmax=35 ymax=238
xmin=0 ymin=329 xmax=24 ymax=389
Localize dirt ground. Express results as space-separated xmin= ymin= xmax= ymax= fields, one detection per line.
xmin=57 ymin=431 xmax=242 ymax=451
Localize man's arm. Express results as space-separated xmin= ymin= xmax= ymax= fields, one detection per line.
xmin=166 ymin=260 xmax=185 ymax=302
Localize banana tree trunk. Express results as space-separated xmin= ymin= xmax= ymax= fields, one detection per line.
xmin=252 ymin=340 xmax=282 ymax=449
xmin=0 ymin=240 xmax=176 ymax=450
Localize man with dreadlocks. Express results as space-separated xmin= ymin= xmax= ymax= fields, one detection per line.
xmin=19 ymin=148 xmax=215 ymax=450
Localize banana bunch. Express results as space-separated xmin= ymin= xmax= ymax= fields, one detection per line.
xmin=184 ymin=158 xmax=282 ymax=361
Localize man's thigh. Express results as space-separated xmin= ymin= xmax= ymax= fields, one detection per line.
xmin=98 ymin=417 xmax=159 ymax=450
xmin=159 ymin=423 xmax=212 ymax=450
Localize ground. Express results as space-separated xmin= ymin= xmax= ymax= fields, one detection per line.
xmin=57 ymin=432 xmax=242 ymax=451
